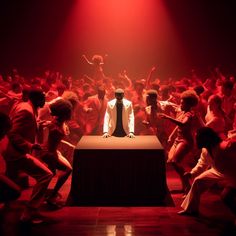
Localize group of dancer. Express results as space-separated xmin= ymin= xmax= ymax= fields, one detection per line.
xmin=0 ymin=54 xmax=236 ymax=224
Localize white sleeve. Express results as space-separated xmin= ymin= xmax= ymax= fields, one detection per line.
xmin=190 ymin=148 xmax=213 ymax=178
xmin=103 ymin=106 xmax=110 ymax=133
xmin=128 ymin=103 xmax=135 ymax=133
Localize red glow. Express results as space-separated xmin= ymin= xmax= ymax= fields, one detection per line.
xmin=52 ymin=0 xmax=185 ymax=78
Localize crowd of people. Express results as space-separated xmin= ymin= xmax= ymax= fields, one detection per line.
xmin=0 ymin=54 xmax=236 ymax=224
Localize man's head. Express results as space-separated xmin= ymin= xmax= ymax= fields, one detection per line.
xmin=49 ymin=99 xmax=73 ymax=121
xmin=11 ymin=82 xmax=22 ymax=93
xmin=146 ymin=89 xmax=157 ymax=106
xmin=115 ymin=88 xmax=124 ymax=102
xmin=28 ymin=88 xmax=45 ymax=109
xmin=221 ymin=80 xmax=234 ymax=97
xmin=97 ymin=85 xmax=106 ymax=100
xmin=62 ymin=91 xmax=78 ymax=110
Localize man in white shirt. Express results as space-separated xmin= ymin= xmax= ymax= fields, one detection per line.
xmin=103 ymin=88 xmax=135 ymax=138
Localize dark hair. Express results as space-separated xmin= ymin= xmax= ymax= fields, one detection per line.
xmin=193 ymin=85 xmax=205 ymax=96
xmin=208 ymin=94 xmax=223 ymax=113
xmin=146 ymin=89 xmax=158 ymax=99
xmin=11 ymin=82 xmax=21 ymax=90
xmin=62 ymin=91 xmax=78 ymax=109
xmin=28 ymin=88 xmax=45 ymax=108
xmin=0 ymin=112 xmax=11 ymax=140
xmin=222 ymin=80 xmax=234 ymax=90
xmin=49 ymin=99 xmax=73 ymax=121
xmin=196 ymin=127 xmax=222 ymax=149
xmin=181 ymin=90 xmax=199 ymax=107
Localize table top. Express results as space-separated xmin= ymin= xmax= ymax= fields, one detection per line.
xmin=76 ymin=135 xmax=163 ymax=150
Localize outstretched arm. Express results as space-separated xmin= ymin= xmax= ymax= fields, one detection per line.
xmin=145 ymin=66 xmax=156 ymax=89
xmin=159 ymin=113 xmax=191 ymax=127
xmin=82 ymin=55 xmax=93 ymax=65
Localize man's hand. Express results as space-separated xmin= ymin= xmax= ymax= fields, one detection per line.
xmin=127 ymin=133 xmax=135 ymax=138
xmin=102 ymin=133 xmax=110 ymax=138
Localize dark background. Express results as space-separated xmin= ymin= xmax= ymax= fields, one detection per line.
xmin=0 ymin=0 xmax=236 ymax=80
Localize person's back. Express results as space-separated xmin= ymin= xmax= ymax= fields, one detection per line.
xmin=213 ymin=138 xmax=236 ymax=183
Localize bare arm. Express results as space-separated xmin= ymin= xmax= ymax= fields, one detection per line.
xmin=145 ymin=66 xmax=156 ymax=89
xmin=159 ymin=113 xmax=191 ymax=127
xmin=82 ymin=55 xmax=93 ymax=65
xmin=196 ymin=112 xmax=206 ymax=127
xmin=122 ymin=70 xmax=132 ymax=89
xmin=168 ymin=126 xmax=178 ymax=141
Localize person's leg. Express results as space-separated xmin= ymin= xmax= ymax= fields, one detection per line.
xmin=52 ymin=151 xmax=72 ymax=196
xmin=180 ymin=169 xmax=224 ymax=215
xmin=20 ymin=154 xmax=53 ymax=208
xmin=5 ymin=161 xmax=29 ymax=189
xmin=47 ymin=151 xmax=72 ymax=204
xmin=18 ymin=155 xmax=53 ymax=223
xmin=221 ymin=186 xmax=236 ymax=216
xmin=169 ymin=142 xmax=191 ymax=193
xmin=0 ymin=174 xmax=21 ymax=203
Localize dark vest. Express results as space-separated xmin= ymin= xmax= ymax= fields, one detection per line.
xmin=112 ymin=102 xmax=126 ymax=137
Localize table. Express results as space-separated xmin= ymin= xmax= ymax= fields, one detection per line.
xmin=67 ymin=135 xmax=172 ymax=206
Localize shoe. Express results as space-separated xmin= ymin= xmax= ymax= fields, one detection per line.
xmin=178 ymin=210 xmax=199 ymax=217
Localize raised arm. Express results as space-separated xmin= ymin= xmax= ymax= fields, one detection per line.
xmin=82 ymin=55 xmax=93 ymax=65
xmin=145 ymin=66 xmax=156 ymax=89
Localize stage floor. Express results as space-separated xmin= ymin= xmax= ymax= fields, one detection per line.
xmin=0 ymin=165 xmax=235 ymax=236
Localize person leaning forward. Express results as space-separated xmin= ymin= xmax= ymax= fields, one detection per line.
xmin=103 ymin=88 xmax=135 ymax=138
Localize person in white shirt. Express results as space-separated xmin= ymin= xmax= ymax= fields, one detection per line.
xmin=103 ymin=88 xmax=135 ymax=138
xmin=179 ymin=127 xmax=236 ymax=221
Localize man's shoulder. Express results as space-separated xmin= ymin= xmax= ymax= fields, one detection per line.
xmin=10 ymin=102 xmax=33 ymax=118
xmin=123 ymin=98 xmax=132 ymax=105
xmin=108 ymin=99 xmax=116 ymax=106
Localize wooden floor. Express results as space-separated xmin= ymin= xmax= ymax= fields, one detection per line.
xmin=0 ymin=165 xmax=235 ymax=236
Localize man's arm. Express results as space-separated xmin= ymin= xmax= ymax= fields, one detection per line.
xmin=189 ymin=148 xmax=212 ymax=178
xmin=103 ymin=106 xmax=111 ymax=137
xmin=128 ymin=103 xmax=135 ymax=137
xmin=8 ymin=110 xmax=35 ymax=153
